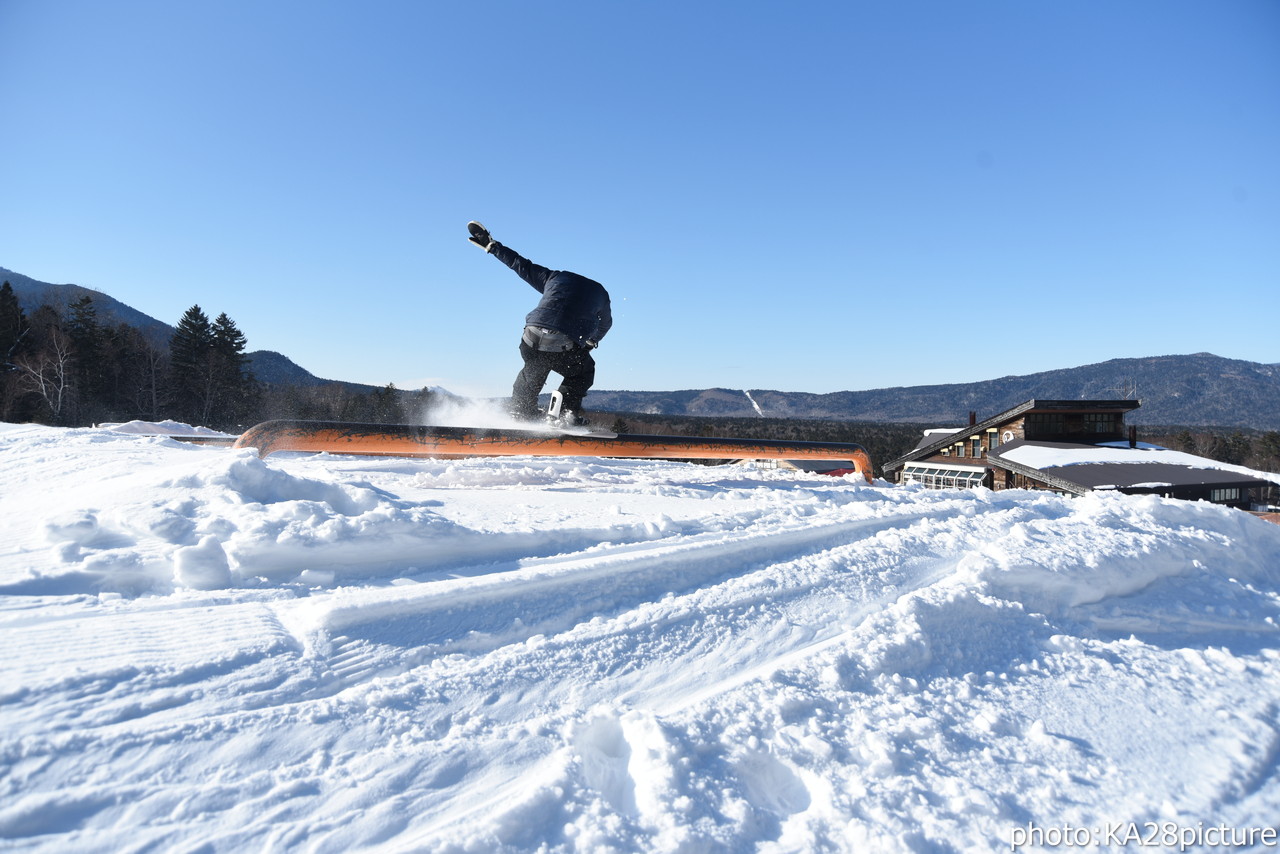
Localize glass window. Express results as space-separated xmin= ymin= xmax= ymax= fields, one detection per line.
xmin=1083 ymin=413 xmax=1119 ymax=433
xmin=1027 ymin=413 xmax=1066 ymax=437
xmin=904 ymin=464 xmax=986 ymax=491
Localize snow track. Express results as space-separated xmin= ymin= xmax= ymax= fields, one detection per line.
xmin=3 ymin=423 xmax=1280 ymax=852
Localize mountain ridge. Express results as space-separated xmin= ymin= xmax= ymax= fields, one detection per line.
xmin=2 ymin=266 xmax=174 ymax=347
xmin=586 ymin=352 xmax=1280 ymax=429
xmin=2 ymin=267 xmax=353 ymax=390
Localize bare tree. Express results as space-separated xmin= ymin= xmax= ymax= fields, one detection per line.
xmin=15 ymin=327 xmax=76 ymax=423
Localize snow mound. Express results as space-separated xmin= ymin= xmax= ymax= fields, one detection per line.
xmin=97 ymin=419 xmax=237 ymax=437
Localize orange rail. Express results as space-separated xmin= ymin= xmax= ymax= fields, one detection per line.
xmin=232 ymin=420 xmax=874 ymax=483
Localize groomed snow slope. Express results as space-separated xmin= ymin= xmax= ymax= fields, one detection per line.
xmin=2 ymin=422 xmax=1279 ymax=852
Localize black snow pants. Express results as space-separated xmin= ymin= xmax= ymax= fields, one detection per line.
xmin=511 ymin=341 xmax=596 ymax=420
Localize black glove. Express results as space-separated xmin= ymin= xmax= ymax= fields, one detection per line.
xmin=467 ymin=221 xmax=494 ymax=252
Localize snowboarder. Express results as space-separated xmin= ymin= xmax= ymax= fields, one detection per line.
xmin=468 ymin=221 xmax=612 ymax=425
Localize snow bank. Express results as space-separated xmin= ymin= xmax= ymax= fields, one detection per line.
xmin=2 ymin=422 xmax=1279 ymax=852
xmin=97 ymin=419 xmax=237 ymax=437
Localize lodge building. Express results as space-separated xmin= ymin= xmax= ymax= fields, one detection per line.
xmin=881 ymin=399 xmax=1276 ymax=510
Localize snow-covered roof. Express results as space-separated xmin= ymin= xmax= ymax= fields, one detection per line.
xmin=990 ymin=439 xmax=1280 ymax=490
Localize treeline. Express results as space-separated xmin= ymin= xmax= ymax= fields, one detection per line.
xmin=0 ymin=281 xmax=258 ymax=430
xmin=257 ymin=383 xmax=442 ymax=427
xmin=1144 ymin=426 xmax=1280 ymax=474
xmin=2 ymin=283 xmax=171 ymax=426
xmin=0 ymin=282 xmax=437 ymax=432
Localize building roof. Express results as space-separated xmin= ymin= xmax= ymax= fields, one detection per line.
xmin=911 ymin=428 xmax=962 ymax=451
xmin=987 ymin=438 xmax=1280 ymax=492
xmin=883 ymin=399 xmax=1142 ymax=473
xmin=901 ymin=460 xmax=987 ymax=473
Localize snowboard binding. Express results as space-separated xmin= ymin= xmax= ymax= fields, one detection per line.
xmin=545 ymin=391 xmax=588 ymax=429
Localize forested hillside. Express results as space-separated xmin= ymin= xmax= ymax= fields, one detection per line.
xmin=0 ymin=279 xmax=438 ymax=431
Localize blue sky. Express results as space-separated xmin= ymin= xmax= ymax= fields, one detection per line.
xmin=2 ymin=1 xmax=1277 ymax=399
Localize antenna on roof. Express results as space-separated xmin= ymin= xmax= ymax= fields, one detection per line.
xmin=1105 ymin=378 xmax=1139 ymax=400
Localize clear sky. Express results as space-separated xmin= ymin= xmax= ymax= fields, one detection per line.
xmin=2 ymin=1 xmax=1277 ymax=399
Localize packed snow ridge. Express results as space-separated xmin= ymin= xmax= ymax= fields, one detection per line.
xmin=2 ymin=417 xmax=1279 ymax=852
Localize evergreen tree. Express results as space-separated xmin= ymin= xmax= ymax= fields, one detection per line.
xmin=0 ymin=282 xmax=32 ymax=419
xmin=405 ymin=387 xmax=440 ymax=422
xmin=169 ymin=305 xmax=216 ymax=424
xmin=1260 ymin=432 xmax=1280 ymax=473
xmin=169 ymin=307 xmax=259 ymax=428
xmin=370 ymin=383 xmax=404 ymax=423
xmin=104 ymin=323 xmax=168 ymax=422
xmin=1225 ymin=432 xmax=1251 ymax=467
xmin=211 ymin=312 xmax=259 ymax=426
xmin=212 ymin=313 xmax=248 ymax=377
xmin=66 ymin=296 xmax=107 ymax=421
xmin=0 ymin=282 xmax=28 ymax=363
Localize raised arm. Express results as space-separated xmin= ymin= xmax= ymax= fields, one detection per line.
xmin=489 ymin=242 xmax=554 ymax=294
xmin=467 ymin=222 xmax=553 ymax=293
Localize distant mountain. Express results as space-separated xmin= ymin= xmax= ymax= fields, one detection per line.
xmin=586 ymin=354 xmax=1280 ymax=430
xmin=245 ymin=350 xmax=327 ymax=386
xmin=2 ymin=267 xmax=366 ymax=391
xmin=2 ymin=266 xmax=175 ymax=347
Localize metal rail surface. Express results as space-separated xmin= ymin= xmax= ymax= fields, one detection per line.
xmin=232 ymin=420 xmax=874 ymax=483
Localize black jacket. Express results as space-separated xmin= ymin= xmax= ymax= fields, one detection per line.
xmin=490 ymin=242 xmax=612 ymax=346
